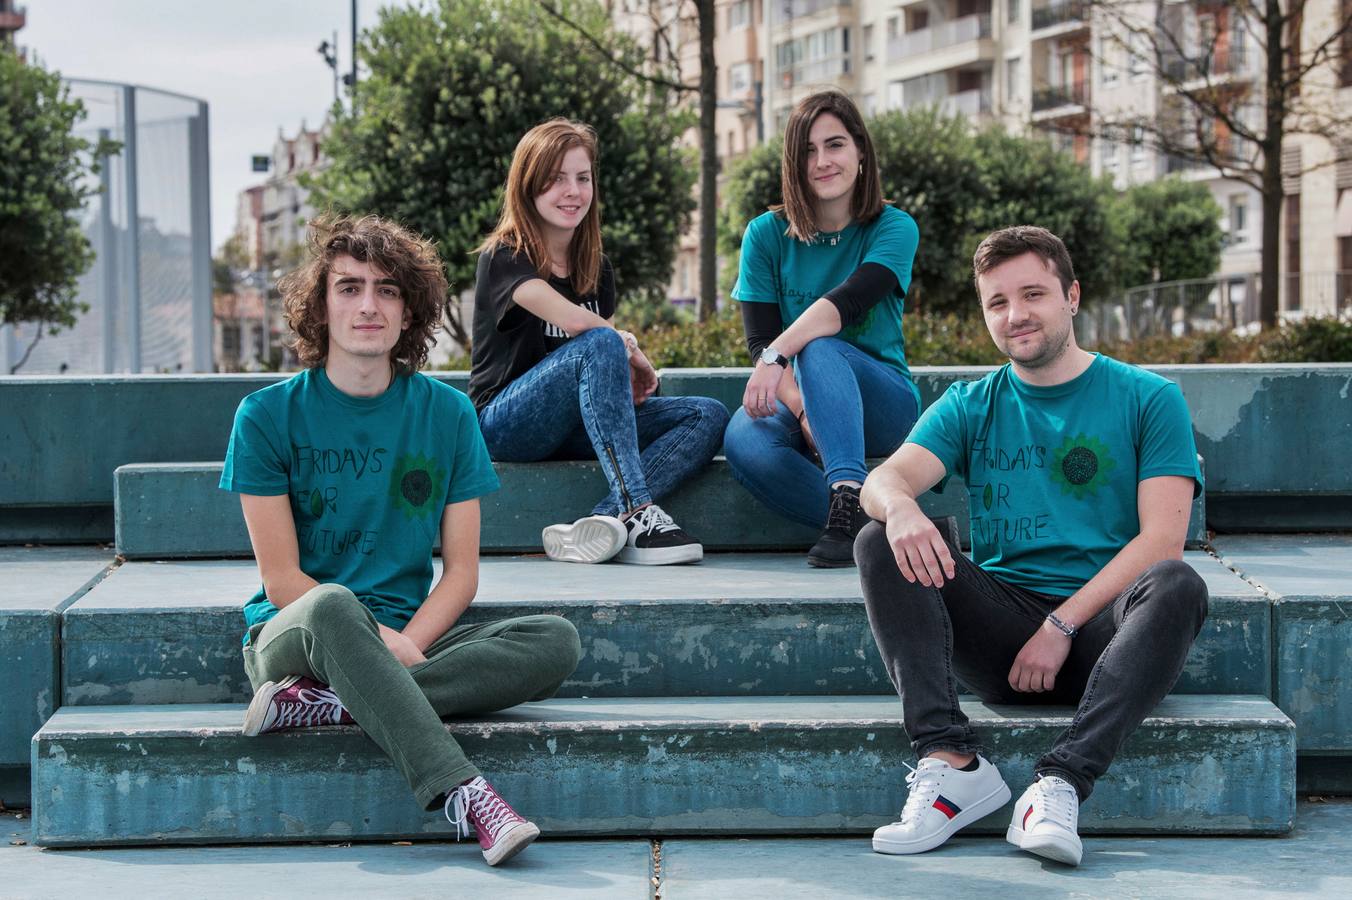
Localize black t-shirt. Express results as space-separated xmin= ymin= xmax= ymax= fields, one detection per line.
xmin=468 ymin=244 xmax=616 ymax=412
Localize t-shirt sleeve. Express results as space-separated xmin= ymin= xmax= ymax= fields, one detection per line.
xmin=477 ymin=246 xmax=544 ymax=332
xmin=1137 ymin=381 xmax=1203 ymax=497
xmin=903 ymin=382 xmax=969 ymax=492
xmin=731 ymin=214 xmax=781 ymax=304
xmin=446 ymin=391 xmax=501 ymax=504
xmin=597 ymin=257 xmax=617 ymax=319
xmin=862 ymin=208 xmax=920 ymax=297
xmin=219 ymin=395 xmax=289 ymax=496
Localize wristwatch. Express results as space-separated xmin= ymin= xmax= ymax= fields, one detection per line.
xmin=759 ymin=346 xmax=788 ymax=368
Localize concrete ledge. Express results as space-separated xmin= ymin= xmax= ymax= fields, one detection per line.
xmin=31 ymin=695 xmax=1294 ymax=846
xmin=0 ymin=547 xmax=113 ymax=806
xmin=1214 ymin=535 xmax=1352 ymax=754
xmin=114 ymin=458 xmax=1205 ymax=557
xmin=59 ymin=553 xmax=1267 ymax=706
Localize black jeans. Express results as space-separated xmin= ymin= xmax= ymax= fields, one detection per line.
xmin=856 ymin=521 xmax=1208 ymax=801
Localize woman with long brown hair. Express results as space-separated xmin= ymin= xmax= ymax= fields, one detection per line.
xmin=724 ymin=90 xmax=921 ymax=567
xmin=469 ymin=119 xmax=727 ymax=565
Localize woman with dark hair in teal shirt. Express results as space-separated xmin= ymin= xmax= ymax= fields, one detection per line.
xmin=724 ymin=90 xmax=921 ymax=567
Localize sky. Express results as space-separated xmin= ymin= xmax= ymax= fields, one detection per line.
xmin=22 ymin=0 xmax=408 ymax=252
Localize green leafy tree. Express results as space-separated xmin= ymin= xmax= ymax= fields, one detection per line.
xmin=308 ymin=0 xmax=696 ymax=350
xmin=0 ymin=51 xmax=118 ymax=373
xmin=1114 ymin=177 xmax=1224 ymax=288
xmin=718 ymin=108 xmax=1125 ymax=318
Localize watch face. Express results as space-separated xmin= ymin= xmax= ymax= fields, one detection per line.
xmin=761 ymin=348 xmax=783 ymax=365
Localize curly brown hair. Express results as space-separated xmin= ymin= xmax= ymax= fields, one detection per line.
xmin=280 ymin=214 xmax=448 ymax=371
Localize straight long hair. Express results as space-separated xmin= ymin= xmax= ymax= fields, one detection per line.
xmin=476 ymin=119 xmax=603 ymax=297
xmin=773 ymin=91 xmax=884 ymax=242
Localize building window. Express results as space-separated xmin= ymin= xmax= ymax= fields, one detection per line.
xmin=1006 ymin=57 xmax=1020 ymax=101
xmin=1007 ymin=0 xmax=1020 ymax=24
xmin=863 ymin=93 xmax=877 ymax=116
xmin=729 ymin=0 xmax=751 ymax=31
xmin=729 ymin=61 xmax=753 ymax=97
xmin=1099 ymin=35 xmax=1118 ymax=86
xmin=1130 ymin=126 xmax=1146 ymax=165
xmin=1128 ymin=31 xmax=1148 ymax=79
xmin=863 ymin=24 xmax=875 ymax=62
xmin=1100 ymin=135 xmax=1119 ymax=171
xmin=1228 ymin=194 xmax=1249 ymax=245
xmin=886 ymin=16 xmax=899 ymax=40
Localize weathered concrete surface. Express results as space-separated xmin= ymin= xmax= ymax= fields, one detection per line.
xmin=1213 ymin=535 xmax=1352 ymax=753
xmin=60 ymin=553 xmax=1265 ymax=706
xmin=662 ymin=800 xmax=1352 ymax=899
xmin=31 ymin=695 xmax=1292 ymax=846
xmin=0 ymin=547 xmax=112 ymax=805
xmin=114 ymin=460 xmax=980 ymax=557
xmin=0 ymin=814 xmax=650 ymax=899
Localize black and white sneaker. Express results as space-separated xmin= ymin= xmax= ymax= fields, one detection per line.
xmin=618 ymin=504 xmax=703 ymax=565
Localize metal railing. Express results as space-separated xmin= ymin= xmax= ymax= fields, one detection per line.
xmin=887 ymin=14 xmax=991 ymax=62
xmin=776 ymin=0 xmax=850 ymax=24
xmin=1163 ymin=49 xmax=1255 ymax=83
xmin=781 ymin=54 xmax=852 ymax=87
xmin=1030 ymin=0 xmax=1088 ymax=31
xmin=938 ymin=89 xmax=992 ymax=118
xmin=1031 ymin=82 xmax=1088 ymax=111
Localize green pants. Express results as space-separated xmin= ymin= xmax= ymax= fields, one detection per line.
xmin=243 ymin=583 xmax=581 ymax=810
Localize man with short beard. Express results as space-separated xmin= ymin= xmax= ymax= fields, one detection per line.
xmin=856 ymin=225 xmax=1207 ymax=866
xmin=222 ymin=214 xmax=581 ymax=866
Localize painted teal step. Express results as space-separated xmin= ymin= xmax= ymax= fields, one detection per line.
xmin=1214 ymin=534 xmax=1352 ymax=755
xmin=59 ymin=553 xmax=1268 ymax=707
xmin=0 ymin=547 xmax=112 ymax=807
xmin=30 ymin=694 xmax=1294 ymax=846
xmin=112 ymin=458 xmax=1205 ymax=557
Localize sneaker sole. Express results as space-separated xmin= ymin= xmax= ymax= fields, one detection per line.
xmin=542 ymin=517 xmax=627 ymax=564
xmin=806 ymin=553 xmax=857 ymax=569
xmin=240 ymin=675 xmax=301 ymax=736
xmin=1005 ymin=823 xmax=1083 ymax=866
xmin=872 ymin=780 xmax=1012 ymax=855
xmin=616 ymin=543 xmax=704 ymax=565
xmin=483 ymin=820 xmax=541 ymax=866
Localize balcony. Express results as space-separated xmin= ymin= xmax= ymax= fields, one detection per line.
xmin=1164 ymin=50 xmax=1258 ymax=85
xmin=938 ymin=89 xmax=993 ymax=118
xmin=888 ymin=14 xmax=991 ymax=62
xmin=780 ymin=55 xmax=852 ymax=88
xmin=1030 ymin=0 xmax=1088 ymax=33
xmin=1031 ymin=82 xmax=1089 ymax=112
xmin=0 ymin=4 xmax=26 ymax=30
xmin=775 ymin=0 xmax=850 ymax=26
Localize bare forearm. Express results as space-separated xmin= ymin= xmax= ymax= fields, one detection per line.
xmin=860 ymin=464 xmax=921 ymax=522
xmin=402 ymin=572 xmax=476 ymax=652
xmin=262 ymin=570 xmax=320 ymax=609
xmin=1053 ymin=533 xmax=1185 ymax=629
xmin=767 ymin=298 xmax=842 ymax=358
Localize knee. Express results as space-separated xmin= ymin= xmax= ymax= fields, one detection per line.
xmin=294 ymin=584 xmax=372 ymax=634
xmin=1142 ymin=559 xmax=1209 ymax=628
xmin=534 ymin=615 xmax=582 ymax=682
xmin=794 ymin=336 xmax=848 ymax=375
xmin=691 ymin=398 xmax=731 ymax=452
xmin=576 ymin=326 xmax=627 ymax=363
xmin=853 ymin=520 xmax=894 ymax=584
xmin=722 ymin=409 xmax=760 ymax=466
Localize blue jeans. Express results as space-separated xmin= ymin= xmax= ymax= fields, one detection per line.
xmin=724 ymin=337 xmax=919 ymax=529
xmin=479 ymin=327 xmax=729 ymax=517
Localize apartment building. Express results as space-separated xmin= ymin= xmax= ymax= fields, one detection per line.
xmin=616 ymin=1 xmax=1348 ymax=315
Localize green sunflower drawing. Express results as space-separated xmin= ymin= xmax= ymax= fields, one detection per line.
xmin=1049 ymin=434 xmax=1116 ymax=499
xmin=388 ymin=453 xmax=446 ymax=519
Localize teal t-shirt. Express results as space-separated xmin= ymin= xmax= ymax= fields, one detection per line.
xmin=220 ymin=368 xmax=500 ymax=635
xmin=732 ymin=204 xmax=919 ymax=386
xmin=906 ymin=355 xmax=1202 ymax=596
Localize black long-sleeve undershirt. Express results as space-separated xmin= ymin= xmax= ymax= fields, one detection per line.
xmin=740 ymin=262 xmax=901 ymax=360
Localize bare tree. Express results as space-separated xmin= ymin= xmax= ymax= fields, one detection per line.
xmin=1078 ymin=0 xmax=1352 ymax=326
xmin=541 ymin=0 xmax=722 ymax=321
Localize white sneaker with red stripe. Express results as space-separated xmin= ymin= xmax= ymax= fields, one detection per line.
xmin=241 ymin=675 xmax=353 ymax=736
xmin=445 ymin=776 xmax=540 ymax=866
xmin=872 ymin=755 xmax=1011 ymax=855
xmin=1006 ymin=774 xmax=1083 ymax=866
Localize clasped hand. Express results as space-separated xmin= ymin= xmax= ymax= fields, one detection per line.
xmin=378 ymin=623 xmax=427 ymax=667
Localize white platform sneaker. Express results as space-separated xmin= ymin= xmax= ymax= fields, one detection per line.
xmin=1006 ymin=774 xmax=1083 ymax=866
xmin=541 ymin=515 xmax=627 ymax=564
xmin=872 ymin=755 xmax=1012 ymax=855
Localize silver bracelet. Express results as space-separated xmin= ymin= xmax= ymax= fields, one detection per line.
xmin=1046 ymin=611 xmax=1077 ymax=638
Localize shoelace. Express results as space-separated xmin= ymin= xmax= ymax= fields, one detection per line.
xmin=898 ymin=758 xmax=948 ymax=825
xmin=444 ymin=778 xmax=520 ymax=842
xmin=275 ymin=685 xmax=346 ymax=727
xmin=825 ymin=489 xmax=859 ymax=532
xmin=631 ymin=504 xmax=680 ymax=536
xmin=1029 ymin=776 xmax=1078 ymax=831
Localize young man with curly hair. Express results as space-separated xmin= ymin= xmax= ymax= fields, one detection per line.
xmin=856 ymin=226 xmax=1207 ymax=866
xmin=221 ymin=214 xmax=581 ymax=866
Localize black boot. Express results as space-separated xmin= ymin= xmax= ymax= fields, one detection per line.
xmin=807 ymin=484 xmax=870 ymax=568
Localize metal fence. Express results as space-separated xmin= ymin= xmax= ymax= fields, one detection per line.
xmin=1076 ymin=272 xmax=1352 ymax=344
xmin=1 ymin=79 xmax=211 ymax=375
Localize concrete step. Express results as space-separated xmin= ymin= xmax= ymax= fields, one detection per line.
xmin=112 ymin=458 xmax=1207 ymax=558
xmin=0 ymin=547 xmax=113 ymax=807
xmin=59 ymin=552 xmax=1268 ymax=707
xmin=1213 ymin=535 xmax=1352 ymax=763
xmin=31 ymin=694 xmax=1294 ymax=846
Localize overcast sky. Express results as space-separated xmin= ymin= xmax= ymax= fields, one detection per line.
xmin=23 ymin=1 xmax=406 ymax=252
